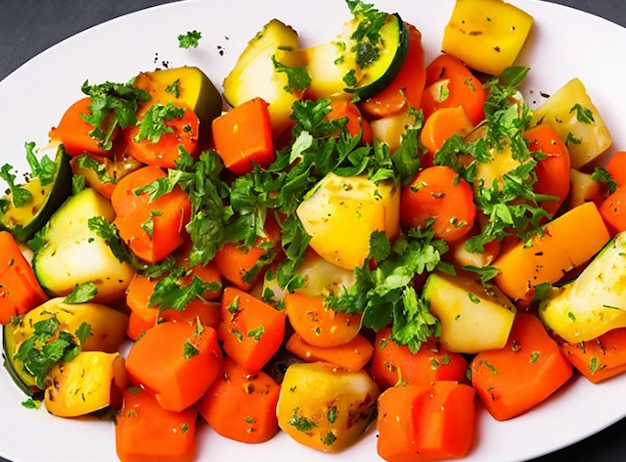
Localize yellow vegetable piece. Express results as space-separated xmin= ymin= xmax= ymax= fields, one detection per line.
xmin=568 ymin=168 xmax=602 ymax=209
xmin=423 ymin=271 xmax=516 ymax=354
xmin=44 ymin=351 xmax=127 ymax=417
xmin=369 ymin=109 xmax=418 ymax=152
xmin=529 ymin=78 xmax=612 ymax=169
xmin=276 ymin=361 xmax=379 ymax=452
xmin=492 ymin=201 xmax=611 ymax=305
xmin=442 ymin=0 xmax=533 ymax=76
xmin=134 ymin=66 xmax=223 ymax=144
xmin=11 ymin=297 xmax=129 ymax=353
xmin=222 ymin=19 xmax=305 ymax=136
xmin=296 ymin=173 xmax=400 ymax=270
xmin=539 ymin=231 xmax=626 ymax=343
xmin=32 ymin=188 xmax=136 ymax=304
xmin=294 ymin=248 xmax=356 ymax=298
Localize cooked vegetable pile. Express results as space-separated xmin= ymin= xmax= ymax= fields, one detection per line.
xmin=2 ymin=0 xmax=626 ymax=460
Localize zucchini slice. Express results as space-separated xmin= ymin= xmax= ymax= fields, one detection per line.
xmin=304 ymin=12 xmax=409 ymax=100
xmin=0 ymin=142 xmax=72 ymax=243
xmin=2 ymin=324 xmax=40 ymax=397
xmin=32 ymin=188 xmax=135 ymax=303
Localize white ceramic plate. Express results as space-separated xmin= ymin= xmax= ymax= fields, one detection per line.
xmin=2 ymin=1 xmax=626 ymax=461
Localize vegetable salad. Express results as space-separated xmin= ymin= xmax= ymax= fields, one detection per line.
xmin=2 ymin=0 xmax=626 ymax=461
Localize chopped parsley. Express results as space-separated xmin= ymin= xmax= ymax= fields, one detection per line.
xmin=247 ymin=326 xmax=265 ymax=341
xmin=133 ymin=102 xmax=186 ymax=144
xmin=591 ymin=166 xmax=619 ymax=194
xmin=183 ymin=341 xmax=200 ymax=359
xmin=0 ymin=163 xmax=32 ymax=207
xmin=288 ymin=408 xmax=316 ymax=432
xmin=327 ymin=227 xmax=447 ymax=353
xmin=272 ymin=55 xmax=311 ymax=94
xmin=64 ymin=281 xmax=98 ymax=304
xmin=178 ymin=30 xmax=202 ymax=49
xmin=346 ymin=0 xmax=389 ymax=69
xmin=13 ymin=316 xmax=92 ymax=388
xmin=25 ymin=141 xmax=57 ymax=186
xmin=81 ymin=80 xmax=151 ymax=151
xmin=570 ymin=103 xmax=594 ymax=124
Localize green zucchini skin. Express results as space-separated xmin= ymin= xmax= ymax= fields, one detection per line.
xmin=0 ymin=144 xmax=73 ymax=243
xmin=2 ymin=325 xmax=40 ymax=397
xmin=346 ymin=13 xmax=410 ymax=99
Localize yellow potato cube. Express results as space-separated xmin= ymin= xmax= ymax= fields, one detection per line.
xmin=442 ymin=0 xmax=533 ymax=76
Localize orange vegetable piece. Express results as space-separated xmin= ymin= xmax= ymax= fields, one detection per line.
xmin=400 ymin=165 xmax=476 ymax=242
xmin=212 ymin=214 xmax=281 ymax=291
xmin=284 ymin=291 xmax=361 ymax=348
xmin=198 ymin=357 xmax=281 ymax=443
xmin=49 ymin=97 xmax=116 ymax=157
xmin=560 ymin=328 xmax=626 ymax=384
xmin=420 ymin=106 xmax=474 ymax=167
xmin=471 ymin=312 xmax=573 ymax=421
xmin=606 ymin=150 xmax=626 ymax=187
xmin=360 ymin=23 xmax=426 ymax=119
xmin=212 ymin=97 xmax=275 ymax=175
xmin=124 ymin=102 xmax=200 ymax=169
xmin=126 ymin=310 xmax=153 ymax=341
xmin=125 ymin=273 xmax=221 ymax=340
xmin=125 ymin=321 xmax=222 ymax=412
xmin=599 ymin=183 xmax=626 ymax=236
xmin=111 ymin=165 xmax=192 ymax=263
xmin=421 ymin=53 xmax=486 ymax=126
xmin=0 ymin=231 xmax=48 ymax=324
xmin=524 ymin=123 xmax=571 ymax=216
xmin=326 ymin=98 xmax=373 ymax=145
xmin=369 ymin=326 xmax=468 ymax=390
xmin=377 ymin=381 xmax=476 ymax=462
xmin=285 ymin=332 xmax=374 ymax=371
xmin=492 ymin=201 xmax=610 ymax=305
xmin=115 ymin=386 xmax=197 ymax=462
xmin=219 ymin=286 xmax=286 ymax=373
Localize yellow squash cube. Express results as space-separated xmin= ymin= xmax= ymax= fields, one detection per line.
xmin=442 ymin=0 xmax=533 ymax=76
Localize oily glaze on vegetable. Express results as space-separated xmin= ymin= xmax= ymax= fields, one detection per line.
xmin=3 ymin=0 xmax=626 ymax=461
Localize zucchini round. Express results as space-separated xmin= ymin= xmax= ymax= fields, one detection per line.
xmin=303 ymin=12 xmax=409 ymax=101
xmin=345 ymin=12 xmax=409 ymax=99
xmin=0 ymin=142 xmax=72 ymax=243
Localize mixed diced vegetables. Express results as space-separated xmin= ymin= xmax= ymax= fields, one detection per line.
xmin=2 ymin=0 xmax=626 ymax=461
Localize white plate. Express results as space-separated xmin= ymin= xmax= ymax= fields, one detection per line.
xmin=2 ymin=0 xmax=626 ymax=461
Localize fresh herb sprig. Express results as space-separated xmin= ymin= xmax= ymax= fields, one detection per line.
xmin=13 ymin=316 xmax=92 ymax=389
xmin=81 ymin=80 xmax=151 ymax=151
xmin=328 ymin=226 xmax=449 ymax=353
